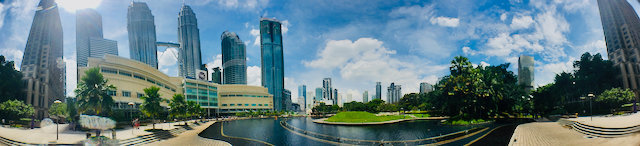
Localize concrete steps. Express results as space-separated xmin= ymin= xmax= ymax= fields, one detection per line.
xmin=570 ymin=121 xmax=640 ymax=138
xmin=0 ymin=135 xmax=30 ymax=146
xmin=119 ymin=126 xmax=189 ymax=146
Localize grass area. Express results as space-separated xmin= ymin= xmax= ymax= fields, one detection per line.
xmin=443 ymin=119 xmax=488 ymax=125
xmin=412 ymin=114 xmax=431 ymax=118
xmin=325 ymin=111 xmax=410 ymax=123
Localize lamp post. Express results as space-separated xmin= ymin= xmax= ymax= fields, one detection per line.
xmin=588 ymin=93 xmax=595 ymax=121
xmin=53 ymin=99 xmax=62 ymax=141
xmin=128 ymin=102 xmax=134 ymax=134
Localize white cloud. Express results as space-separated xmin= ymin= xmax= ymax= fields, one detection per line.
xmin=304 ymin=38 xmax=448 ymax=94
xmin=480 ymin=61 xmax=490 ymax=67
xmin=535 ymin=58 xmax=575 ymax=87
xmin=247 ymin=66 xmax=261 ymax=86
xmin=205 ymin=54 xmax=223 ymax=81
xmin=0 ymin=3 xmax=6 ymax=29
xmin=217 ymin=0 xmax=269 ymax=11
xmin=285 ymin=77 xmax=296 ymax=102
xmin=157 ymin=48 xmax=179 ymax=76
xmin=510 ymin=15 xmax=534 ymax=29
xmin=462 ymin=46 xmax=476 ymax=55
xmin=500 ymin=13 xmax=507 ymax=21
xmin=536 ymin=9 xmax=569 ymax=46
xmin=281 ymin=20 xmax=290 ymax=34
xmin=0 ymin=48 xmax=24 ymax=70
xmin=430 ymin=16 xmax=460 ymax=27
xmin=577 ymin=40 xmax=607 ymax=58
xmin=65 ymin=52 xmax=77 ymax=97
xmin=250 ymin=28 xmax=260 ymax=46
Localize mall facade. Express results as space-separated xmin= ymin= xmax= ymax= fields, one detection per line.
xmin=78 ymin=55 xmax=273 ymax=116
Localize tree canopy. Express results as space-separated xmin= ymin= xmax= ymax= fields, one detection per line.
xmin=0 ymin=55 xmax=25 ymax=102
xmin=75 ymin=67 xmax=116 ymax=116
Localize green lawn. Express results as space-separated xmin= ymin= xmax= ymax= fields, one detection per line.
xmin=325 ymin=111 xmax=410 ymax=123
xmin=412 ymin=114 xmax=431 ymax=118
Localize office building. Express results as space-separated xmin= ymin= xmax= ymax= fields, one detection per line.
xmin=260 ymin=18 xmax=285 ymax=111
xmin=127 ymin=2 xmax=158 ymax=68
xmin=20 ymin=0 xmax=65 ymax=119
xmin=298 ymin=85 xmax=306 ymax=111
xmin=221 ymin=31 xmax=247 ymax=84
xmin=419 ymin=82 xmax=433 ymax=93
xmin=211 ymin=67 xmax=222 ymax=84
xmin=518 ymin=55 xmax=535 ymax=92
xmin=76 ymin=9 xmax=101 ymax=67
xmin=178 ymin=5 xmax=203 ymax=78
xmin=363 ymin=91 xmax=368 ymax=103
xmin=284 ymin=89 xmax=292 ymax=111
xmin=315 ymin=88 xmax=323 ymax=101
xmin=218 ymin=85 xmax=273 ymax=114
xmin=375 ymin=82 xmax=382 ymax=100
xmin=387 ymin=83 xmax=402 ymax=103
xmin=333 ymin=89 xmax=338 ymax=105
xmin=322 ymin=78 xmax=333 ymax=100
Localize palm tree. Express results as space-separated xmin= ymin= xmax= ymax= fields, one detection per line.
xmin=169 ymin=94 xmax=187 ymax=125
xmin=140 ymin=86 xmax=164 ymax=129
xmin=75 ymin=67 xmax=116 ymax=116
xmin=186 ymin=101 xmax=202 ymax=121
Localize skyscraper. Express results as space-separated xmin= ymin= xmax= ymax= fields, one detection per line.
xmin=76 ymin=9 xmax=118 ymax=68
xmin=518 ymin=55 xmax=534 ymax=92
xmin=387 ymin=83 xmax=402 ymax=103
xmin=178 ymin=5 xmax=203 ymax=78
xmin=419 ymin=82 xmax=433 ymax=93
xmin=333 ymin=89 xmax=338 ymax=105
xmin=298 ymin=85 xmax=306 ymax=111
xmin=284 ymin=89 xmax=292 ymax=111
xmin=211 ymin=67 xmax=222 ymax=84
xmin=260 ymin=18 xmax=285 ymax=111
xmin=315 ymin=88 xmax=323 ymax=101
xmin=322 ymin=78 xmax=332 ymax=100
xmin=221 ymin=31 xmax=247 ymax=84
xmin=127 ymin=2 xmax=158 ymax=68
xmin=20 ymin=0 xmax=65 ymax=118
xmin=375 ymin=82 xmax=382 ymax=100
xmin=363 ymin=91 xmax=368 ymax=103
xmin=598 ymin=0 xmax=640 ymax=111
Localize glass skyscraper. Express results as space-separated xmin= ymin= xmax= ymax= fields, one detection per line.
xmin=76 ymin=9 xmax=117 ymax=68
xmin=375 ymin=82 xmax=382 ymax=100
xmin=178 ymin=5 xmax=202 ymax=78
xmin=221 ymin=31 xmax=247 ymax=84
xmin=20 ymin=0 xmax=65 ymax=118
xmin=298 ymin=85 xmax=306 ymax=110
xmin=127 ymin=2 xmax=158 ymax=68
xmin=315 ymin=88 xmax=323 ymax=102
xmin=387 ymin=83 xmax=401 ymax=103
xmin=518 ymin=55 xmax=534 ymax=92
xmin=323 ymin=78 xmax=332 ymax=100
xmin=260 ymin=18 xmax=285 ymax=111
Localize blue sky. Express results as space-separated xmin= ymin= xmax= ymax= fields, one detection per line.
xmin=0 ymin=0 xmax=628 ymax=103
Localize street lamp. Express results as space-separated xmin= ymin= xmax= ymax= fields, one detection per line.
xmin=587 ymin=93 xmax=595 ymax=121
xmin=53 ymin=99 xmax=62 ymax=141
xmin=128 ymin=102 xmax=135 ymax=134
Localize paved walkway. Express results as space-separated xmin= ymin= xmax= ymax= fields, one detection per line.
xmin=152 ymin=121 xmax=230 ymax=146
xmin=0 ymin=120 xmax=214 ymax=144
xmin=508 ymin=122 xmax=640 ymax=146
xmin=566 ymin=112 xmax=640 ymax=128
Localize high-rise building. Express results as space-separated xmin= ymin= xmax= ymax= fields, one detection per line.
xmin=20 ymin=0 xmax=65 ymax=118
xmin=387 ymin=83 xmax=402 ymax=103
xmin=322 ymin=78 xmax=332 ymax=100
xmin=419 ymin=82 xmax=433 ymax=94
xmin=375 ymin=82 xmax=382 ymax=100
xmin=298 ymin=85 xmax=306 ymax=111
xmin=211 ymin=67 xmax=222 ymax=84
xmin=76 ymin=9 xmax=101 ymax=67
xmin=315 ymin=88 xmax=323 ymax=101
xmin=284 ymin=89 xmax=292 ymax=111
xmin=260 ymin=18 xmax=285 ymax=111
xmin=518 ymin=55 xmax=534 ymax=92
xmin=127 ymin=2 xmax=158 ymax=68
xmin=363 ymin=91 xmax=368 ymax=103
xmin=178 ymin=5 xmax=203 ymax=78
xmin=89 ymin=38 xmax=117 ymax=57
xmin=333 ymin=89 xmax=338 ymax=105
xmin=221 ymin=31 xmax=247 ymax=84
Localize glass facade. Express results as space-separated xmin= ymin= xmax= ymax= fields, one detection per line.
xmin=183 ymin=80 xmax=218 ymax=108
xmin=260 ymin=18 xmax=285 ymax=111
xmin=178 ymin=5 xmax=202 ymax=78
xmin=518 ymin=55 xmax=534 ymax=92
xmin=221 ymin=31 xmax=247 ymax=84
xmin=127 ymin=2 xmax=158 ymax=68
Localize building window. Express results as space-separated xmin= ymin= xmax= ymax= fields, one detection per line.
xmin=101 ymin=68 xmax=118 ymax=74
xmin=222 ymin=104 xmax=228 ymax=106
xmin=137 ymin=93 xmax=145 ymax=98
xmin=238 ymin=104 xmax=242 ymax=106
xmin=258 ymin=104 xmax=263 ymax=106
xmin=252 ymin=104 xmax=256 ymax=106
xmin=134 ymin=74 xmax=145 ymax=80
xmin=230 ymin=104 xmax=235 ymax=106
xmin=245 ymin=104 xmax=249 ymax=106
xmin=107 ymin=90 xmax=117 ymax=96
xmin=119 ymin=71 xmax=132 ymax=77
xmin=122 ymin=91 xmax=131 ymax=97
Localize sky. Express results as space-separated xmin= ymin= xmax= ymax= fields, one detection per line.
xmin=0 ymin=0 xmax=630 ymax=103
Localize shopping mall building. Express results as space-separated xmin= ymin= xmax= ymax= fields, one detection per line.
xmin=78 ymin=55 xmax=273 ymax=116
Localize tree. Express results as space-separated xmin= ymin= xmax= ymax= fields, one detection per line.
xmin=75 ymin=67 xmax=116 ymax=116
xmin=169 ymin=94 xmax=187 ymax=125
xmin=66 ymin=97 xmax=79 ymax=130
xmin=597 ymin=88 xmax=634 ymax=113
xmin=140 ymin=86 xmax=164 ymax=129
xmin=186 ymin=101 xmax=202 ymax=120
xmin=0 ymin=100 xmax=34 ymax=124
xmin=573 ymin=53 xmax=620 ymax=95
xmin=49 ymin=102 xmax=67 ymax=124
xmin=0 ymin=55 xmax=25 ymax=102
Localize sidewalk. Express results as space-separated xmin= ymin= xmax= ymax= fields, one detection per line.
xmin=508 ymin=122 xmax=640 ymax=146
xmin=152 ymin=121 xmax=230 ymax=146
xmin=0 ymin=120 xmax=212 ymax=144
